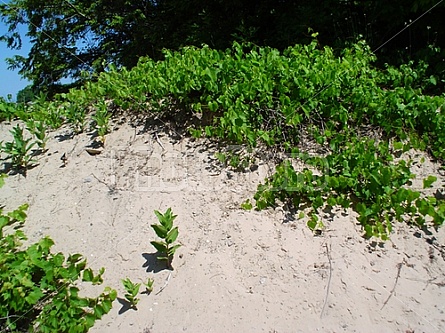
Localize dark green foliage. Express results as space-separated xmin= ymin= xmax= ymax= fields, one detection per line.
xmin=16 ymin=85 xmax=35 ymax=104
xmin=1 ymin=0 xmax=444 ymax=94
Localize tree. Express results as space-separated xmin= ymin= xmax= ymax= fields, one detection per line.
xmin=16 ymin=85 xmax=35 ymax=103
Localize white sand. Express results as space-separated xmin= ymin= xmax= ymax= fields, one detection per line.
xmin=1 ymin=120 xmax=444 ymax=333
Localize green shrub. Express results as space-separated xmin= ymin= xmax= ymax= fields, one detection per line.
xmin=0 ymin=175 xmax=116 ymax=332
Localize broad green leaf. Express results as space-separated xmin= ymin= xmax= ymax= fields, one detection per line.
xmin=102 ymin=299 xmax=113 ymax=313
xmin=94 ymin=305 xmax=105 ymax=319
xmin=0 ymin=215 xmax=10 ymax=230
xmin=423 ymin=175 xmax=437 ymax=189
xmin=429 ymin=75 xmax=437 ymax=86
xmin=327 ymin=196 xmax=337 ymax=207
xmin=393 ymin=141 xmax=403 ymax=150
xmin=82 ymin=269 xmax=94 ymax=282
xmin=25 ymin=289 xmax=44 ymax=305
xmin=151 ymin=224 xmax=168 ymax=238
xmin=166 ymin=227 xmax=179 ymax=244
xmin=151 ymin=241 xmax=167 ymax=253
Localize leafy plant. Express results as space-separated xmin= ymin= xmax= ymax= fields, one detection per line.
xmin=142 ymin=277 xmax=154 ymax=294
xmin=150 ymin=208 xmax=181 ymax=270
xmin=121 ymin=278 xmax=140 ymax=308
xmin=1 ymin=125 xmax=36 ymax=169
xmin=63 ymin=101 xmax=87 ymax=134
xmin=0 ymin=175 xmax=116 ymax=332
xmin=241 ymin=199 xmax=253 ymax=210
xmin=252 ymin=137 xmax=445 ymax=239
xmin=26 ymin=119 xmax=48 ymax=150
xmin=91 ymin=101 xmax=111 ymax=144
xmin=0 ymin=97 xmax=22 ymax=121
xmin=9 ymin=38 xmax=445 ymax=240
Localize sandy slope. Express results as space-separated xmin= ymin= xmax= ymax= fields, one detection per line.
xmin=1 ymin=120 xmax=444 ymax=333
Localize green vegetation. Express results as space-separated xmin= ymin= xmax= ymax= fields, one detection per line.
xmin=0 ymin=176 xmax=117 ymax=333
xmin=1 ymin=1 xmax=444 ymax=95
xmin=16 ymin=85 xmax=35 ymax=104
xmin=142 ymin=277 xmax=155 ymax=294
xmin=26 ymin=119 xmax=48 ymax=151
xmin=254 ymin=139 xmax=445 ymax=239
xmin=1 ymin=34 xmax=445 ymax=330
xmin=150 ymin=208 xmax=181 ymax=270
xmin=0 ymin=124 xmax=36 ymax=170
xmin=0 ymin=97 xmax=23 ymax=121
xmin=2 ymin=38 xmax=444 ymax=240
xmin=1 ymin=1 xmax=445 ymax=329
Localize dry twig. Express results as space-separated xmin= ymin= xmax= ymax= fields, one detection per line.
xmin=320 ymin=243 xmax=332 ymax=319
xmin=155 ymin=132 xmax=165 ymax=151
xmin=381 ymin=259 xmax=404 ymax=309
xmin=156 ymin=271 xmax=172 ymax=295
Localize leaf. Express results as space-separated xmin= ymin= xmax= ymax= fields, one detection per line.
xmin=85 ymin=313 xmax=96 ymax=328
xmin=393 ymin=141 xmax=403 ymax=150
xmin=0 ymin=215 xmax=11 ymax=231
xmin=307 ymin=215 xmax=318 ymax=230
xmin=204 ymin=67 xmax=218 ymax=82
xmin=151 ymin=224 xmax=168 ymax=238
xmin=151 ymin=241 xmax=167 ymax=253
xmin=25 ymin=289 xmax=44 ymax=305
xmin=94 ymin=304 xmax=105 ymax=319
xmin=429 ymin=75 xmax=437 ymax=86
xmin=8 ymin=203 xmax=29 ymax=222
xmin=241 ymin=199 xmax=253 ymax=210
xmin=168 ymin=244 xmax=181 ymax=256
xmin=423 ymin=175 xmax=437 ymax=189
xmin=154 ymin=209 xmax=164 ymax=223
xmin=102 ymin=299 xmax=113 ymax=313
xmin=327 ymin=196 xmax=337 ymax=207
xmin=0 ymin=174 xmax=7 ymax=188
xmin=83 ymin=269 xmax=94 ymax=282
xmin=166 ymin=227 xmax=179 ymax=244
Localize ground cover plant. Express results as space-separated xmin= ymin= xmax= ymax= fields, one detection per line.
xmin=0 ymin=175 xmax=117 ymax=332
xmin=4 ymin=37 xmax=445 ymax=240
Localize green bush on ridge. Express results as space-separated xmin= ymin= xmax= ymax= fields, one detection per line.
xmin=2 ymin=37 xmax=445 ymax=239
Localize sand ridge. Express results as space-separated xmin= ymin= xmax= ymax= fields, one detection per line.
xmin=1 ymin=120 xmax=444 ymax=333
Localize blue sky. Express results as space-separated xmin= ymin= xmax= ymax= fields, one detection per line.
xmin=0 ymin=18 xmax=31 ymax=100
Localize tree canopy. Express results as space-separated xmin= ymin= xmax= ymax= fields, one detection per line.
xmin=1 ymin=0 xmax=444 ymax=95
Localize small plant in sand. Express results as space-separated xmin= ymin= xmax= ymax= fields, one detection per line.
xmin=150 ymin=208 xmax=181 ymax=270
xmin=121 ymin=278 xmax=140 ymax=308
xmin=64 ymin=102 xmax=87 ymax=134
xmin=142 ymin=277 xmax=155 ymax=294
xmin=26 ymin=119 xmax=48 ymax=151
xmin=92 ymin=101 xmax=111 ymax=144
xmin=1 ymin=125 xmax=36 ymax=169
